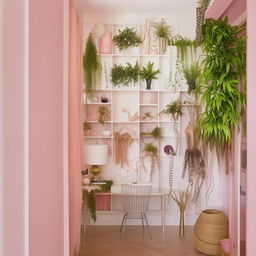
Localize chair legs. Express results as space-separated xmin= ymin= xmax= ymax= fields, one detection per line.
xmin=120 ymin=212 xmax=152 ymax=239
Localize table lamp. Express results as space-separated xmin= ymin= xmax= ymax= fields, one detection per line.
xmin=84 ymin=144 xmax=108 ymax=181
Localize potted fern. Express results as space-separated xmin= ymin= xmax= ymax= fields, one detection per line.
xmin=140 ymin=61 xmax=160 ymax=90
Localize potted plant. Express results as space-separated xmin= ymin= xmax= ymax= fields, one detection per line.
xmin=160 ymin=99 xmax=183 ymax=153
xmin=83 ymin=33 xmax=100 ymax=95
xmin=113 ymin=27 xmax=142 ymax=51
xmin=143 ymin=142 xmax=158 ymax=157
xmin=182 ymin=63 xmax=201 ymax=96
xmin=151 ymin=126 xmax=163 ymax=140
xmin=111 ymin=61 xmax=140 ymax=87
xmin=101 ymin=95 xmax=109 ymax=103
xmin=97 ymin=106 xmax=110 ymax=124
xmin=83 ymin=122 xmax=91 ymax=136
xmin=140 ymin=61 xmax=160 ymax=90
xmin=153 ymin=18 xmax=171 ymax=54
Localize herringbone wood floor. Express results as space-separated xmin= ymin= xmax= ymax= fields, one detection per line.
xmin=78 ymin=226 xmax=206 ymax=256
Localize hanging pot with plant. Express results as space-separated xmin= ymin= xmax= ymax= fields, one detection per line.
xmin=140 ymin=61 xmax=160 ymax=90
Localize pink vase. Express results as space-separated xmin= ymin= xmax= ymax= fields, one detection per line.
xmin=99 ymin=32 xmax=112 ymax=54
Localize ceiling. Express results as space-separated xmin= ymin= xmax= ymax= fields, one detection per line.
xmin=76 ymin=0 xmax=197 ymax=14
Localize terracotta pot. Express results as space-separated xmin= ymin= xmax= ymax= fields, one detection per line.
xmin=193 ymin=209 xmax=228 ymax=255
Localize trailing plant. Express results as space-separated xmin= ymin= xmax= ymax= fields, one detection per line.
xmin=83 ymin=180 xmax=114 ymax=222
xmin=113 ymin=27 xmax=142 ymax=51
xmin=170 ymin=35 xmax=199 ymax=64
xmin=198 ymin=17 xmax=246 ymax=158
xmin=140 ymin=61 xmax=160 ymax=90
xmin=151 ymin=126 xmax=163 ymax=140
xmin=98 ymin=106 xmax=110 ymax=124
xmin=160 ymin=99 xmax=183 ymax=121
xmin=83 ymin=190 xmax=97 ymax=222
xmin=111 ymin=61 xmax=140 ymax=87
xmin=183 ymin=63 xmax=201 ymax=95
xmin=83 ymin=33 xmax=100 ymax=95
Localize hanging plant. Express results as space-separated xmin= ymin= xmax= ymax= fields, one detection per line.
xmin=98 ymin=106 xmax=110 ymax=124
xmin=111 ymin=61 xmax=140 ymax=87
xmin=182 ymin=62 xmax=202 ymax=95
xmin=151 ymin=126 xmax=163 ymax=140
xmin=113 ymin=27 xmax=142 ymax=51
xmin=83 ymin=33 xmax=100 ymax=95
xmin=198 ymin=17 xmax=246 ymax=158
xmin=170 ymin=35 xmax=199 ymax=65
xmin=140 ymin=61 xmax=160 ymax=90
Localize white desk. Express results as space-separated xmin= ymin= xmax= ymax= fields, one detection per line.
xmin=82 ymin=186 xmax=169 ymax=235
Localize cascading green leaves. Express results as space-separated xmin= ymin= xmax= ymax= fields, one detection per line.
xmin=198 ymin=17 xmax=246 ymax=156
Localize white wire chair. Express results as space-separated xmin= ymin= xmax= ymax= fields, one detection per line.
xmin=120 ymin=183 xmax=152 ymax=238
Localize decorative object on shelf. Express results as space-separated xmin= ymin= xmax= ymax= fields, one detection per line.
xmin=170 ymin=189 xmax=190 ymax=237
xmin=111 ymin=61 xmax=140 ymax=87
xmin=100 ymin=95 xmax=109 ymax=103
xmin=83 ymin=33 xmax=100 ymax=95
xmin=121 ymin=108 xmax=139 ymax=121
xmin=81 ymin=169 xmax=90 ymax=185
xmin=142 ymin=111 xmax=154 ymax=121
xmin=164 ymin=144 xmax=175 ymax=192
xmin=99 ymin=32 xmax=112 ymax=54
xmin=140 ymin=61 xmax=160 ymax=90
xmin=160 ymin=99 xmax=183 ymax=153
xmin=97 ymin=106 xmax=110 ymax=124
xmin=153 ymin=18 xmax=171 ymax=54
xmin=199 ymin=18 xmax=246 ymax=164
xmin=182 ymin=62 xmax=201 ymax=96
xmin=92 ymin=22 xmax=107 ymax=51
xmin=193 ymin=209 xmax=229 ymax=255
xmin=143 ymin=142 xmax=159 ymax=182
xmin=140 ymin=132 xmax=153 ymax=138
xmin=83 ymin=122 xmax=91 ymax=136
xmin=113 ymin=27 xmax=142 ymax=51
xmin=84 ymin=144 xmax=108 ymax=181
xmin=114 ymin=132 xmax=133 ymax=168
xmin=83 ymin=180 xmax=114 ymax=222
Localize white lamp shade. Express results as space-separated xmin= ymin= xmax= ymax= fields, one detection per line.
xmin=84 ymin=144 xmax=108 ymax=165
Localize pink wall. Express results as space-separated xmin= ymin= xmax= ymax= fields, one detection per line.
xmin=29 ymin=0 xmax=65 ymax=255
xmin=246 ymin=0 xmax=256 ymax=255
xmin=1 ymin=1 xmax=28 ymax=255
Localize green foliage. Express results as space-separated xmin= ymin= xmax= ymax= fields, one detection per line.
xmin=98 ymin=106 xmax=110 ymax=124
xmin=160 ymin=99 xmax=183 ymax=120
xmin=142 ymin=112 xmax=154 ymax=120
xmin=153 ymin=19 xmax=171 ymax=41
xmin=83 ymin=34 xmax=100 ymax=94
xmin=143 ymin=142 xmax=158 ymax=156
xmin=113 ymin=27 xmax=142 ymax=51
xmin=111 ymin=61 xmax=140 ymax=87
xmin=83 ymin=190 xmax=97 ymax=222
xmin=140 ymin=62 xmax=160 ymax=81
xmin=199 ymin=17 xmax=246 ymax=155
xmin=170 ymin=35 xmax=198 ymax=63
xmin=183 ymin=63 xmax=202 ymax=95
xmin=100 ymin=180 xmax=114 ymax=192
xmin=151 ymin=126 xmax=163 ymax=140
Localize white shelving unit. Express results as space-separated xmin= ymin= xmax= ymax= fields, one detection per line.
xmin=83 ymin=23 xmax=190 ymax=187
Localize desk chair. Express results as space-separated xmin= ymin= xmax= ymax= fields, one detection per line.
xmin=120 ymin=183 xmax=152 ymax=238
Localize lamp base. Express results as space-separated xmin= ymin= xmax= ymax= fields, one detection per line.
xmin=90 ymin=165 xmax=101 ymax=181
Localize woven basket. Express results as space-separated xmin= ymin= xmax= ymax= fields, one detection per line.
xmin=193 ymin=209 xmax=229 ymax=255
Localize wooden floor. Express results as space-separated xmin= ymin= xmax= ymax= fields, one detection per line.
xmin=78 ymin=226 xmax=206 ymax=256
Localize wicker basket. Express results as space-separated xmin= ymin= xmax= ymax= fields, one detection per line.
xmin=193 ymin=209 xmax=229 ymax=255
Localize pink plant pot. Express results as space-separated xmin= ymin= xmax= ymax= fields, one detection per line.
xmin=99 ymin=32 xmax=112 ymax=54
xmin=220 ymin=239 xmax=230 ymax=253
